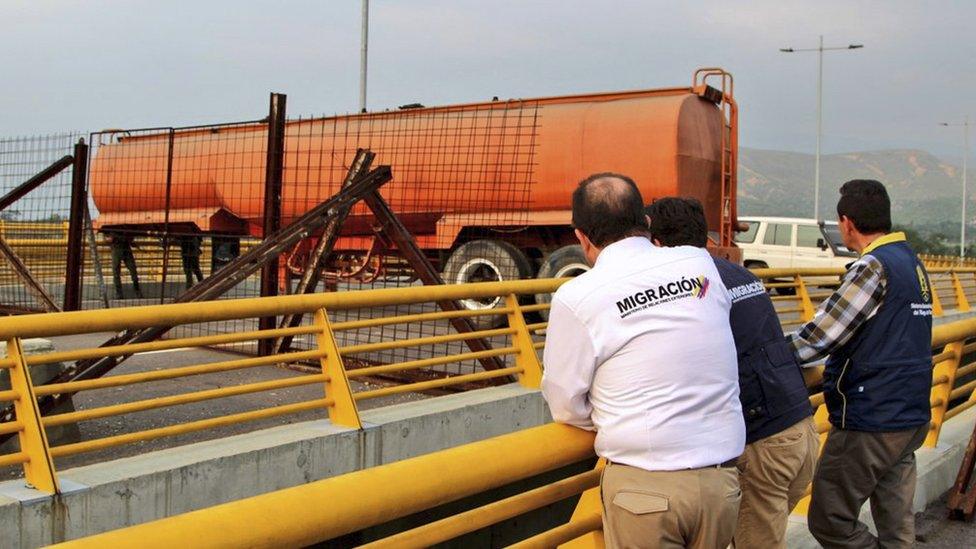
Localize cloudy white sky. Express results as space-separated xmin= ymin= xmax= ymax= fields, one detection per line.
xmin=2 ymin=1 xmax=973 ymax=157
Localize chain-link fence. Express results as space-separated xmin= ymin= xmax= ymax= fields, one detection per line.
xmin=0 ymin=133 xmax=87 ymax=313
xmin=69 ymin=98 xmax=542 ymax=379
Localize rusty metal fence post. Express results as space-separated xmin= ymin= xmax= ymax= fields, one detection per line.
xmin=83 ymin=202 xmax=110 ymax=309
xmin=64 ymin=139 xmax=88 ymax=311
xmin=259 ymin=93 xmax=287 ymax=355
xmin=158 ymin=129 xmax=176 ymax=305
xmin=6 ymin=337 xmax=59 ymax=493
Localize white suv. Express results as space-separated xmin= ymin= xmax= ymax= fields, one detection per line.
xmin=735 ymin=216 xmax=856 ymax=270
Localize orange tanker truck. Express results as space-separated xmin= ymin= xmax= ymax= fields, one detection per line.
xmin=90 ymin=68 xmax=738 ymax=293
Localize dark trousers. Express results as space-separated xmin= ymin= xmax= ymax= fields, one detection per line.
xmin=182 ymin=256 xmax=203 ymax=288
xmin=111 ymin=249 xmax=142 ymax=298
xmin=808 ymin=423 xmax=929 ymax=549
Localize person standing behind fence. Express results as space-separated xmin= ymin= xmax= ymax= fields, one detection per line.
xmin=790 ymin=179 xmax=933 ymax=548
xmin=541 ymin=173 xmax=744 ymax=549
xmin=179 ymin=234 xmax=204 ymax=289
xmin=107 ymin=230 xmax=143 ymax=300
xmin=646 ymin=197 xmax=818 ymax=549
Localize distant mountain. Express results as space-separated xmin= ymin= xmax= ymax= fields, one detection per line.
xmin=738 ymin=148 xmax=966 ymax=235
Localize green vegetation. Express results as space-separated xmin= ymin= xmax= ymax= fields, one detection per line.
xmin=738 ymin=147 xmax=971 ymax=254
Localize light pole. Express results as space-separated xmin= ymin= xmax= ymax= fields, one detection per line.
xmin=360 ymin=0 xmax=369 ymax=113
xmin=780 ymin=36 xmax=864 ymax=220
xmin=941 ymin=117 xmax=971 ymax=257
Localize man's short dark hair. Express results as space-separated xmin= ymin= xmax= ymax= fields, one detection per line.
xmin=645 ymin=197 xmax=708 ymax=248
xmin=836 ymin=179 xmax=891 ymax=234
xmin=571 ymin=173 xmax=647 ymax=247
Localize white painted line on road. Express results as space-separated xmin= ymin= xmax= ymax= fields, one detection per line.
xmin=139 ymin=347 xmax=193 ymax=355
xmin=135 ymin=337 xmax=317 ymax=356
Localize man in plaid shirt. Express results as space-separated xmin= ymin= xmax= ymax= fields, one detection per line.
xmin=791 ymin=250 xmax=887 ymax=364
xmin=790 ymin=179 xmax=933 ymax=548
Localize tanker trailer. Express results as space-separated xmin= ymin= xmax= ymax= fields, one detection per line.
xmin=90 ymin=68 xmax=737 ymax=313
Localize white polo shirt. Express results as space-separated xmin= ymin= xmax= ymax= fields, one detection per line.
xmin=541 ymin=237 xmax=744 ymax=471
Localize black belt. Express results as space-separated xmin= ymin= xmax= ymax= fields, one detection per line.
xmin=710 ymin=457 xmax=738 ymax=469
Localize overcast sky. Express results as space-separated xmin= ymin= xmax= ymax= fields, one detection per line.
xmin=2 ymin=0 xmax=973 ymax=157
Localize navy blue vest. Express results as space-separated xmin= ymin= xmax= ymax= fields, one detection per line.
xmin=823 ymin=238 xmax=933 ymax=432
xmin=713 ymin=257 xmax=812 ymax=443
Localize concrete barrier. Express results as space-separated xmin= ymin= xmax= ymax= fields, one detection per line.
xmin=0 ymin=384 xmax=550 ymax=547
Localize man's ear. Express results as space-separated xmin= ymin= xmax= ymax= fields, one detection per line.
xmin=574 ymin=228 xmax=588 ymax=248
xmin=652 ymin=238 xmax=662 ymax=247
xmin=576 ymin=228 xmax=598 ymax=254
xmin=839 ymin=215 xmax=854 ymax=233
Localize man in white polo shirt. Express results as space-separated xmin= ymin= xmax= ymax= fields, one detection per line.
xmin=542 ymin=173 xmax=745 ymax=549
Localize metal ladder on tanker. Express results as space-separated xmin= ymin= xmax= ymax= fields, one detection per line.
xmin=694 ymin=68 xmax=738 ymax=249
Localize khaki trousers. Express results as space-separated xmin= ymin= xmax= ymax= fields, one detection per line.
xmin=601 ymin=461 xmax=741 ymax=549
xmin=808 ymin=423 xmax=929 ymax=549
xmin=733 ymin=416 xmax=819 ymax=549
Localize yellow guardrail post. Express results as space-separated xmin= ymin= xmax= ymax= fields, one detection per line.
xmin=794 ymin=274 xmax=815 ymax=321
xmin=505 ymin=294 xmax=543 ymax=389
xmin=927 ymin=340 xmax=963 ymax=447
xmin=931 ymin=278 xmax=945 ymax=317
xmin=951 ymin=271 xmax=971 ymax=312
xmin=6 ymin=337 xmax=60 ymax=494
xmin=313 ymin=308 xmax=362 ymax=429
xmin=560 ymin=458 xmax=606 ymax=548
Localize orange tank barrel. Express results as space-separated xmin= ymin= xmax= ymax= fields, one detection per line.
xmin=89 ymin=71 xmax=736 ymax=251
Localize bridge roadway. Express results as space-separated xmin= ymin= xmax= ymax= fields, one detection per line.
xmin=0 ymin=271 xmax=974 ymax=546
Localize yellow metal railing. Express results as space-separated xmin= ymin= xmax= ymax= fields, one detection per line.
xmin=51 ymin=423 xmax=598 ymax=549
xmin=50 ymin=313 xmax=976 ymax=548
xmin=751 ymin=266 xmax=976 ymax=328
xmin=0 ymin=279 xmax=557 ymax=493
xmin=921 ymin=254 xmax=976 ymax=269
xmin=0 ymin=256 xmax=973 ymax=496
xmin=4 ymin=265 xmax=976 ymax=492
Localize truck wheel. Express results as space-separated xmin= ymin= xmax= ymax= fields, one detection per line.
xmin=535 ymin=245 xmax=590 ymax=319
xmin=442 ymin=240 xmax=534 ymax=328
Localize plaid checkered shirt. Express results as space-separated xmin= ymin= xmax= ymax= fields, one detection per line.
xmin=790 ymin=255 xmax=887 ymax=364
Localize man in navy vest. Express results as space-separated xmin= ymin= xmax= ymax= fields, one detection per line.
xmin=791 ymin=179 xmax=933 ymax=548
xmin=646 ymin=197 xmax=818 ymax=549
